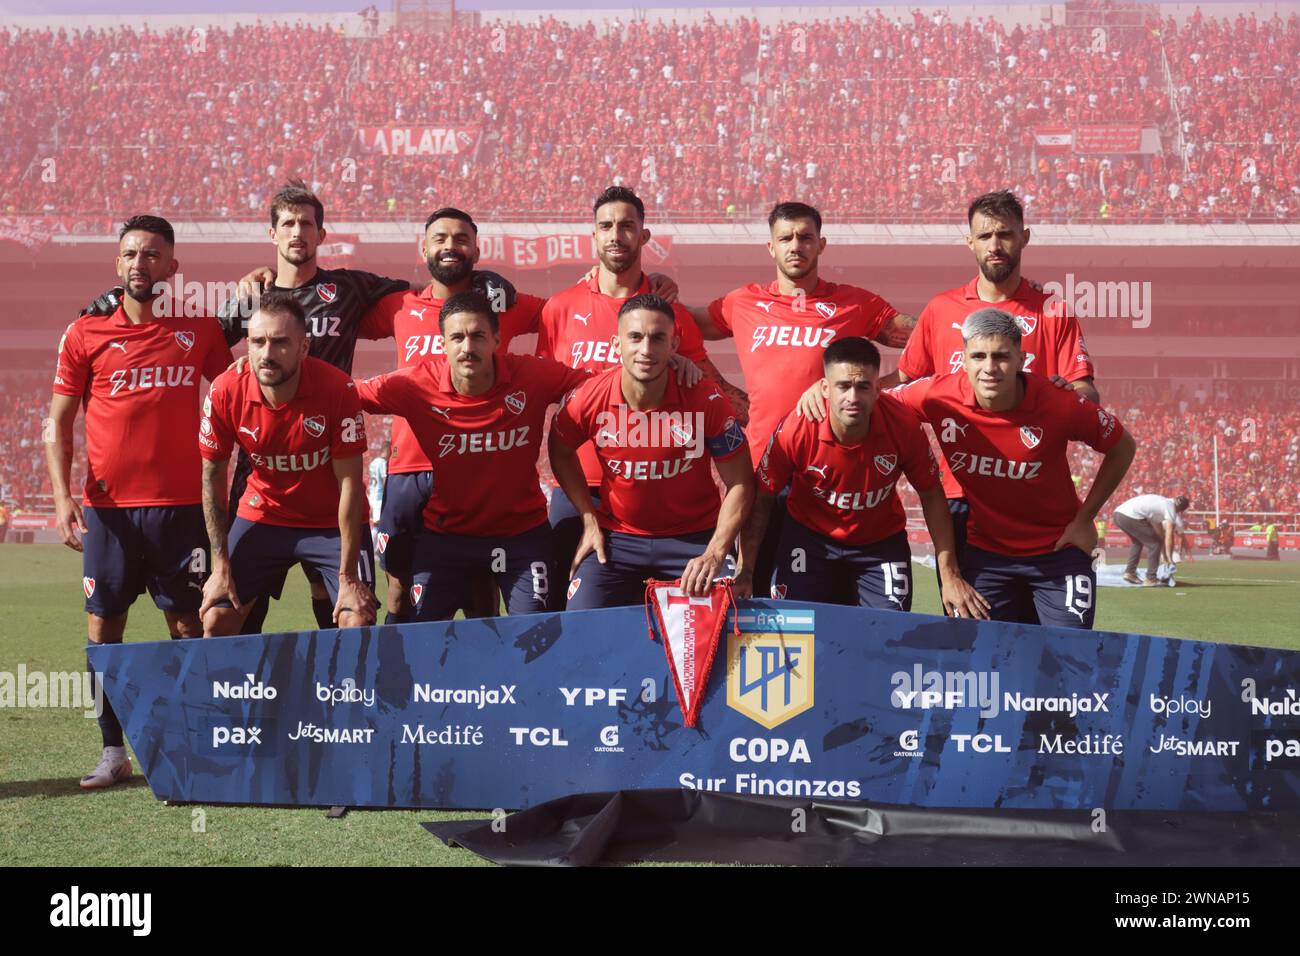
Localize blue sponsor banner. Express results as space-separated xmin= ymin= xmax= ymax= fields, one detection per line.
xmin=90 ymin=602 xmax=1300 ymax=811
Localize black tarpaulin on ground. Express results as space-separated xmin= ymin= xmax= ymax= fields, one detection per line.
xmin=423 ymin=789 xmax=1300 ymax=866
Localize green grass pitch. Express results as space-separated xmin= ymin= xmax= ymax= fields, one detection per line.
xmin=2 ymin=543 xmax=1297 ymax=866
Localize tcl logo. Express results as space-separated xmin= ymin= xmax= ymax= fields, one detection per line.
xmin=509 ymin=727 xmax=569 ymax=747
xmin=951 ymin=734 xmax=1011 ymax=753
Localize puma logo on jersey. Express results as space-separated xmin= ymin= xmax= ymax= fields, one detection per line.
xmin=950 ymin=323 xmax=964 ymax=331
xmin=108 ymin=341 xmax=128 ymax=353
xmin=939 ymin=418 xmax=970 ymax=443
xmin=1067 ymin=606 xmax=1087 ymax=623
xmin=805 ymin=464 xmax=829 ymax=479
xmin=430 ymin=405 xmax=451 ymax=419
xmin=573 ymin=312 xmax=591 ymax=326
xmin=755 ymin=301 xmax=774 ymax=314
xmin=239 ymin=426 xmax=261 ymax=442
xmin=409 ymin=307 xmax=429 ymax=322
xmin=750 ymin=326 xmax=836 ymax=352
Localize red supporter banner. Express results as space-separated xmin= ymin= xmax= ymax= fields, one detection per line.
xmin=473 ymin=234 xmax=674 ymax=271
xmin=0 ymin=216 xmax=112 ymax=250
xmin=357 ymin=126 xmax=480 ymax=157
xmin=317 ymin=233 xmax=359 ymax=269
xmin=1034 ymin=127 xmax=1073 ymax=154
xmin=9 ymin=515 xmax=55 ymax=530
xmin=1073 ymin=125 xmax=1143 ymax=154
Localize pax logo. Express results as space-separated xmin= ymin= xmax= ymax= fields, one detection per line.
xmin=317 ymin=283 xmax=338 ymax=303
xmin=504 ymin=391 xmax=526 ymax=415
xmin=1020 ymin=426 xmax=1043 ymax=449
xmin=873 ymin=454 xmax=897 ymax=476
xmin=211 ymin=726 xmax=262 ymax=748
xmin=83 ymin=577 xmax=96 ymax=599
xmin=302 ymin=415 xmax=326 ymax=438
xmin=174 ymin=330 xmax=195 ymax=352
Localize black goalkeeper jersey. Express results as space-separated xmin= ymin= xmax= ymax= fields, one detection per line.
xmin=217 ymin=268 xmax=409 ymax=375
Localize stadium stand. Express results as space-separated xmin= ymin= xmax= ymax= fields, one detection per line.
xmin=0 ymin=8 xmax=1296 ymax=223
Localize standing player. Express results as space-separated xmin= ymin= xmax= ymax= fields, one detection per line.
xmin=892 ymin=309 xmax=1135 ymax=628
xmin=735 ymin=338 xmax=988 ymax=618
xmin=46 ymin=215 xmax=233 ymax=788
xmin=549 ymin=295 xmax=753 ymax=608
xmin=199 ymin=292 xmax=377 ymax=635
xmin=539 ymin=186 xmax=744 ymax=606
xmin=358 ymin=208 xmax=546 ymax=621
xmin=683 ymin=201 xmax=918 ymax=594
xmin=355 ymin=291 xmax=591 ymax=619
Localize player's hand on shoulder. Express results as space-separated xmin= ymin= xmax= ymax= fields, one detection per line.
xmin=237 ymin=266 xmax=276 ymax=301
xmin=79 ymin=287 xmax=123 ymax=318
xmin=668 ymin=354 xmax=703 ymax=387
xmin=647 ymin=272 xmax=679 ymax=303
xmin=795 ymin=382 xmax=826 ymax=421
xmin=470 ymin=269 xmax=517 ymax=312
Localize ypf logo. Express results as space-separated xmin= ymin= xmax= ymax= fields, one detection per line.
xmin=1019 ymin=426 xmax=1043 ymax=449
xmin=504 ymin=391 xmax=526 ymax=415
xmin=303 ymin=415 xmax=326 ymax=438
xmin=174 ymin=330 xmax=195 ymax=352
xmin=317 ymin=283 xmax=338 ymax=303
xmin=727 ymin=611 xmax=814 ymax=730
xmin=873 ymin=454 xmax=897 ymax=476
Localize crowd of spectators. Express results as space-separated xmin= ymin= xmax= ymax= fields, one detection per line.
xmin=0 ymin=9 xmax=1295 ymax=224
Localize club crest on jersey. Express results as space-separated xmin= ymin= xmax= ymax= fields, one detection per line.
xmin=410 ymin=584 xmax=423 ymax=606
xmin=375 ymin=533 xmax=389 ymax=554
xmin=504 ymin=391 xmax=526 ymax=415
xmin=815 ymin=301 xmax=837 ymax=320
xmin=1020 ymin=425 xmax=1044 ymax=449
xmin=174 ymin=330 xmax=195 ymax=352
xmin=83 ymin=577 xmax=96 ymax=599
xmin=770 ymin=584 xmax=788 ymax=599
xmin=874 ymin=454 xmax=898 ymax=476
xmin=1013 ymin=314 xmax=1038 ymax=337
xmin=670 ymin=421 xmax=695 ymax=447
xmin=317 ymin=283 xmax=338 ymax=303
xmin=302 ymin=415 xmax=326 ymax=438
xmin=567 ymin=578 xmax=582 ymax=600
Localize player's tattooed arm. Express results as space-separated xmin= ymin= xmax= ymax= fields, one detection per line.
xmin=44 ymin=393 xmax=86 ymax=551
xmin=874 ymin=312 xmax=917 ymax=350
xmin=695 ymin=357 xmax=751 ymax=427
xmin=732 ymin=490 xmax=776 ymax=600
xmin=199 ymin=457 xmax=240 ymax=618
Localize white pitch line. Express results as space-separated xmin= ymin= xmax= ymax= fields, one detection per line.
xmin=1181 ymin=575 xmax=1300 ymax=586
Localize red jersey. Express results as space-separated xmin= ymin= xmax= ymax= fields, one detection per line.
xmin=355 ymin=353 xmax=588 ymax=537
xmin=899 ymin=277 xmax=1096 ymax=498
xmin=707 ymin=280 xmax=897 ymax=466
xmin=53 ymin=308 xmax=233 ymax=508
xmin=550 ymin=369 xmax=747 ymax=537
xmin=756 ymin=392 xmax=939 ymax=545
xmin=360 ymin=287 xmax=544 ymax=474
xmin=201 ymin=357 xmax=367 ymax=528
xmin=892 ymin=372 xmax=1125 ymax=557
xmin=539 ymin=273 xmax=710 ymax=486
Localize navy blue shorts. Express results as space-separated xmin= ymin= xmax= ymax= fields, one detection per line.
xmin=375 ymin=471 xmax=433 ymax=577
xmin=82 ymin=505 xmax=208 ymax=617
xmin=409 ymin=522 xmax=555 ymax=620
xmin=567 ymin=529 xmax=716 ymax=611
xmin=773 ymin=519 xmax=913 ymax=611
xmin=547 ymin=484 xmax=601 ymax=610
xmin=961 ymin=544 xmax=1096 ymax=629
xmin=224 ymin=518 xmax=377 ymax=608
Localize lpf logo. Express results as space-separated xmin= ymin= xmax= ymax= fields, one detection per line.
xmin=726 ymin=610 xmax=815 ymax=730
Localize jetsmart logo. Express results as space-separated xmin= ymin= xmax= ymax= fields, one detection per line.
xmin=212 ymin=674 xmax=278 ymax=700
xmin=890 ymin=665 xmax=1000 ymax=718
xmin=1042 ymin=273 xmax=1152 ymax=329
xmin=50 ymin=886 xmax=151 ymax=936
xmin=412 ymin=683 xmax=517 ymax=708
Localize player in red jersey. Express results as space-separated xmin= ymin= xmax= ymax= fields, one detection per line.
xmin=540 ymin=186 xmax=743 ymax=606
xmin=45 ymin=215 xmax=233 ymax=789
xmin=548 ymin=294 xmax=754 ymax=609
xmin=735 ymin=337 xmax=988 ymax=618
xmin=891 ymin=309 xmax=1135 ymax=628
xmin=683 ymin=201 xmax=918 ymax=593
xmin=360 ymin=208 xmax=546 ymax=622
xmin=199 ymin=292 xmax=377 ymax=635
xmin=356 ymin=291 xmax=590 ymax=618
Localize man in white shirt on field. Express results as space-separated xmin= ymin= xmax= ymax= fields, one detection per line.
xmin=1113 ymin=493 xmax=1190 ymax=585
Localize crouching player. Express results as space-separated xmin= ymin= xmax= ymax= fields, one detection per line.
xmin=893 ymin=308 xmax=1135 ymax=628
xmin=735 ymin=337 xmax=988 ymax=617
xmin=548 ymin=294 xmax=754 ymax=606
xmin=354 ymin=291 xmax=590 ymax=619
xmin=199 ymin=291 xmax=378 ymax=634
